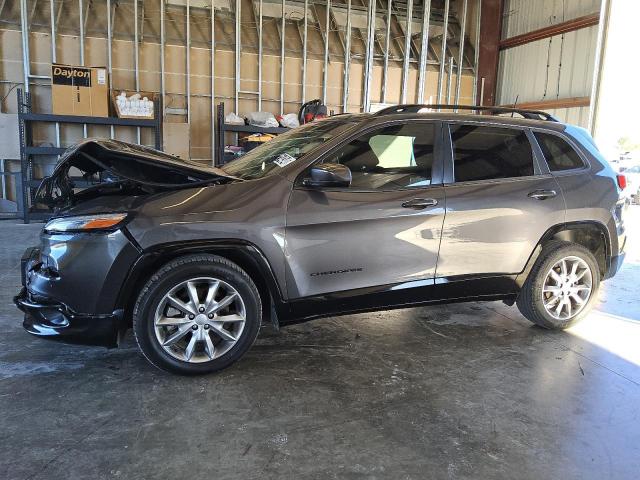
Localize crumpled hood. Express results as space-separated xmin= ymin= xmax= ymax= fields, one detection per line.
xmin=35 ymin=139 xmax=236 ymax=211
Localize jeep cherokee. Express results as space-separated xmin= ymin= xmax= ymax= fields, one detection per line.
xmin=15 ymin=104 xmax=627 ymax=375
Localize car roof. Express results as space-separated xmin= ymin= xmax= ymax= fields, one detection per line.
xmin=355 ymin=111 xmax=568 ymax=133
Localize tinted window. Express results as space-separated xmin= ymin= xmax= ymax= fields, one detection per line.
xmin=323 ymin=123 xmax=435 ymax=190
xmin=450 ymin=125 xmax=534 ymax=182
xmin=534 ymin=132 xmax=584 ymax=171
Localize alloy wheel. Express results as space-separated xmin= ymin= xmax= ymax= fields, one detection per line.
xmin=541 ymin=256 xmax=593 ymax=321
xmin=154 ymin=277 xmax=246 ymax=363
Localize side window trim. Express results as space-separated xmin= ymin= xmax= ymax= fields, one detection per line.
xmin=294 ymin=119 xmax=445 ymax=191
xmin=529 ymin=128 xmax=590 ymax=174
xmin=443 ymin=121 xmax=543 ymax=185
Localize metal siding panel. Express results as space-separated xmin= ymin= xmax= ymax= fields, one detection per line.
xmin=497 ymin=25 xmax=597 ymax=106
xmin=503 ymin=0 xmax=600 ymax=39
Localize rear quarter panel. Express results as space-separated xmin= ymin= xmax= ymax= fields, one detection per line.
xmin=552 ymin=126 xmax=623 ymax=254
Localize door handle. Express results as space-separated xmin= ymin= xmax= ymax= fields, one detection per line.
xmin=401 ymin=198 xmax=438 ymax=209
xmin=528 ymin=189 xmax=557 ymax=200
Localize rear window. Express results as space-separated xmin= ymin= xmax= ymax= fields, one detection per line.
xmin=450 ymin=125 xmax=534 ymax=182
xmin=534 ymin=132 xmax=584 ymax=171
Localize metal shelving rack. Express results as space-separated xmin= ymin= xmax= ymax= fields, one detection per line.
xmin=17 ymin=88 xmax=162 ymax=223
xmin=215 ymin=102 xmax=289 ymax=167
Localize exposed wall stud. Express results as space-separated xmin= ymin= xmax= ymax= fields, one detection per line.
xmin=342 ymin=0 xmax=352 ymax=112
xmin=302 ymin=0 xmax=308 ymax=103
xmin=381 ymin=0 xmax=392 ymax=103
xmin=258 ymin=0 xmax=263 ymax=110
xmin=187 ymin=0 xmax=191 ymax=129
xmin=322 ymin=0 xmax=331 ymax=105
xmin=436 ymin=0 xmax=450 ymax=104
xmin=447 ymin=56 xmax=454 ymax=104
xmin=280 ymin=0 xmax=286 ymax=113
xmin=472 ymin=0 xmax=481 ymax=105
xmin=107 ymin=0 xmax=114 ymax=139
xmin=161 ymin=0 xmax=166 ymax=125
xmin=211 ymin=1 xmax=215 ymax=164
xmin=51 ymin=0 xmax=61 ymax=145
xmin=363 ymin=0 xmax=376 ymax=112
xmin=417 ymin=0 xmax=432 ymax=103
xmin=234 ymin=0 xmax=240 ymax=114
xmin=79 ymin=0 xmax=88 ymax=137
xmin=134 ymin=0 xmax=141 ymax=143
xmin=454 ymin=0 xmax=468 ymax=108
xmin=400 ymin=0 xmax=413 ymax=103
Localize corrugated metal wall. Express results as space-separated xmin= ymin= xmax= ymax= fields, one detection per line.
xmin=497 ymin=0 xmax=600 ymax=128
xmin=502 ymin=0 xmax=600 ymax=38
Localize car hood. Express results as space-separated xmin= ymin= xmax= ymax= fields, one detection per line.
xmin=35 ymin=139 xmax=238 ymax=211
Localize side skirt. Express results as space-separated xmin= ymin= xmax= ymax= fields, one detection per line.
xmin=281 ymin=275 xmax=519 ymax=325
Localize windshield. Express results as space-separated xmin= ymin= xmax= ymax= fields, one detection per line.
xmin=221 ymin=117 xmax=359 ymax=180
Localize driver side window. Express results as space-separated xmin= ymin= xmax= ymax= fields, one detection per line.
xmin=323 ymin=123 xmax=435 ymax=190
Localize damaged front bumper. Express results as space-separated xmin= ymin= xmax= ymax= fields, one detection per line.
xmin=14 ymin=288 xmax=124 ymax=348
xmin=15 ymin=244 xmax=130 ymax=348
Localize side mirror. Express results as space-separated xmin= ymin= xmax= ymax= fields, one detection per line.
xmin=303 ymin=163 xmax=352 ymax=188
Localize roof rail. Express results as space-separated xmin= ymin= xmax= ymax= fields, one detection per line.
xmin=373 ymin=104 xmax=559 ymax=122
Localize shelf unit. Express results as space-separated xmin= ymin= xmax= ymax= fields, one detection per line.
xmin=16 ymin=89 xmax=162 ymax=223
xmin=215 ymin=102 xmax=289 ymax=166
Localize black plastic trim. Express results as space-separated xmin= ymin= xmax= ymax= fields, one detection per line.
xmin=115 ymin=239 xmax=290 ymax=321
xmin=14 ymin=288 xmax=124 ymax=348
xmin=286 ymin=275 xmax=518 ymax=324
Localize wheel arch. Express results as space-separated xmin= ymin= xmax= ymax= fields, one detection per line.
xmin=516 ymin=220 xmax=611 ymax=289
xmin=115 ymin=240 xmax=288 ymax=327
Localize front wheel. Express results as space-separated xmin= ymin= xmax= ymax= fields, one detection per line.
xmin=133 ymin=254 xmax=262 ymax=375
xmin=517 ymin=241 xmax=600 ymax=329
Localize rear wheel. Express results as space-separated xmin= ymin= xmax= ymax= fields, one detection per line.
xmin=517 ymin=241 xmax=600 ymax=329
xmin=133 ymin=254 xmax=262 ymax=375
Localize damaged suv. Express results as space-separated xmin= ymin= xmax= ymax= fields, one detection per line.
xmin=15 ymin=105 xmax=627 ymax=375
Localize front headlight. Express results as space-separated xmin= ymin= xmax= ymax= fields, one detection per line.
xmin=44 ymin=213 xmax=128 ymax=233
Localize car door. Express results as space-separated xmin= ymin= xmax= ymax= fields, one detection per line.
xmin=284 ymin=120 xmax=446 ymax=299
xmin=436 ymin=122 xmax=565 ymax=279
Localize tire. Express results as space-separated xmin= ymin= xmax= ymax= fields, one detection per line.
xmin=133 ymin=254 xmax=262 ymax=375
xmin=517 ymin=240 xmax=600 ymax=329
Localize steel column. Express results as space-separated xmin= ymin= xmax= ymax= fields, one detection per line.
xmin=342 ymin=0 xmax=352 ymax=112
xmin=417 ymin=0 xmax=431 ymax=103
xmin=400 ymin=0 xmax=413 ymax=103
xmin=588 ymin=0 xmax=611 ymax=135
xmin=436 ymin=0 xmax=450 ymax=104
xmin=454 ymin=0 xmax=468 ymax=108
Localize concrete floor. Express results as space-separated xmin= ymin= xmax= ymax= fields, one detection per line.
xmin=1 ymin=208 xmax=639 ymax=480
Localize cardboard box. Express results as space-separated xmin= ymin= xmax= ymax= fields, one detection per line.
xmin=51 ymin=64 xmax=109 ymax=117
xmin=111 ymin=90 xmax=157 ymax=119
